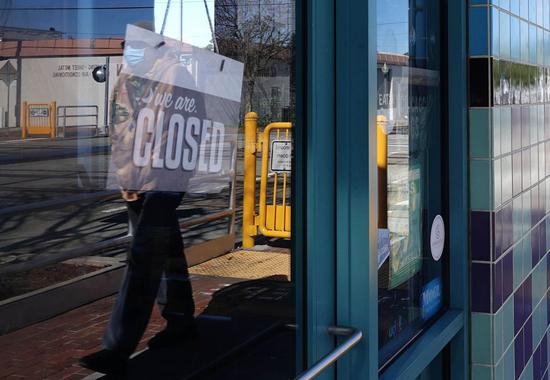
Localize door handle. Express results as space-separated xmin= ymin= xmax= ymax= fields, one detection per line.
xmin=295 ymin=326 xmax=363 ymax=380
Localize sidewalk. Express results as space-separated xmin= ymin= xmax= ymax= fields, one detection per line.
xmin=0 ymin=248 xmax=291 ymax=380
xmin=0 ymin=274 xmax=243 ymax=380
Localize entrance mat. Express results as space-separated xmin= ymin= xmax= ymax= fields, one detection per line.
xmin=189 ymin=250 xmax=290 ymax=281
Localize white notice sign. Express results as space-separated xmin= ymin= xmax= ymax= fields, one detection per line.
xmin=30 ymin=108 xmax=49 ymax=118
xmin=270 ymin=140 xmax=292 ymax=172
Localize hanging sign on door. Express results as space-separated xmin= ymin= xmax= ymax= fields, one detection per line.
xmin=107 ymin=24 xmax=244 ymax=193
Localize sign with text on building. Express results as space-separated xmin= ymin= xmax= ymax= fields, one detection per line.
xmin=107 ymin=24 xmax=244 ymax=193
xmin=270 ymin=140 xmax=292 ymax=172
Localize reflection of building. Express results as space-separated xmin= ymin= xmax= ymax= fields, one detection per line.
xmin=377 ymin=52 xmax=409 ymax=134
xmin=214 ymin=0 xmax=295 ymax=123
xmin=0 ymin=39 xmax=122 ymax=130
xmin=0 ymin=26 xmax=63 ymax=41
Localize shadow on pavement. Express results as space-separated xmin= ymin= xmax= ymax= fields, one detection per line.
xmin=95 ymin=277 xmax=296 ymax=380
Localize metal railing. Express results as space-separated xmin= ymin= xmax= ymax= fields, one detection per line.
xmin=295 ymin=326 xmax=363 ymax=380
xmin=0 ymin=143 xmax=239 ymax=275
xmin=56 ymin=105 xmax=99 ymax=138
xmin=242 ymin=112 xmax=292 ymax=248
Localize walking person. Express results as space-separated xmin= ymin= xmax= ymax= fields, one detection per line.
xmin=79 ymin=21 xmax=197 ymax=377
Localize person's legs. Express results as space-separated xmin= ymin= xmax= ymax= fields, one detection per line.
xmin=149 ymin=194 xmax=196 ymax=348
xmin=158 ymin=232 xmax=195 ymax=329
xmin=102 ymin=192 xmax=184 ymax=356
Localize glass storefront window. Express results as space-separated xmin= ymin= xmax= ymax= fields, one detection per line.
xmin=0 ymin=1 xmax=299 ymax=378
xmin=376 ymin=0 xmax=447 ymax=370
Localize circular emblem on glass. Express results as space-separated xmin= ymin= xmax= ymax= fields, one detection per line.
xmin=430 ymin=215 xmax=445 ymax=261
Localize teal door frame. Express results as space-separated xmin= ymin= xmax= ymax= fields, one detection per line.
xmin=297 ymin=0 xmax=470 ymax=379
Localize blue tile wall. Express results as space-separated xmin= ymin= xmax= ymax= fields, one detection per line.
xmin=470 ymin=2 xmax=550 ymax=378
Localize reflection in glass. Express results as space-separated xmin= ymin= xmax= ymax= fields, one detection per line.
xmin=377 ymin=0 xmax=445 ymax=370
xmin=0 ymin=1 xmax=298 ymax=378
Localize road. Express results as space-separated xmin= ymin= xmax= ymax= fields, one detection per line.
xmin=0 ymin=136 xmax=248 ymax=271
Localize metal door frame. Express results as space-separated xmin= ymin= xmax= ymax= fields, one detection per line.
xmin=297 ymin=0 xmax=470 ymax=378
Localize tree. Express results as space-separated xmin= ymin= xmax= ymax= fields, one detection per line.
xmin=215 ymin=0 xmax=293 ymax=117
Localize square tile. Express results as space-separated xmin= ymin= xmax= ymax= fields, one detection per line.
xmin=512 ymin=106 xmax=522 ymax=152
xmin=473 ymin=312 xmax=494 ymax=364
xmin=532 ymin=186 xmax=540 ymax=227
xmin=473 ymin=262 xmax=492 ymax=313
xmin=495 ymin=209 xmax=504 ymax=259
xmin=525 ymin=275 xmax=532 ymax=318
xmin=504 ymin=249 xmax=514 ymax=300
xmin=531 ymin=146 xmax=539 ymax=187
xmin=502 ymin=202 xmax=514 ymax=253
xmin=502 ymin=155 xmax=513 ymax=204
xmin=514 ymin=197 xmax=523 ymax=243
xmin=503 ymin=296 xmax=515 ymax=351
xmin=470 ymin=58 xmax=491 ymax=107
xmin=535 ymin=104 xmax=544 ymax=143
xmin=495 ymin=260 xmax=504 ymax=312
xmin=523 ymin=149 xmax=532 ymax=191
xmin=500 ymin=10 xmax=511 ymax=59
xmin=531 ymin=106 xmax=538 ymax=145
xmin=515 ymin=244 xmax=524 ymax=289
xmin=516 ymin=327 xmax=525 ymax=378
xmin=515 ymin=284 xmax=526 ymax=334
xmin=472 ymin=211 xmax=492 ymax=261
xmin=494 ymin=107 xmax=502 ymax=157
xmin=471 ymin=108 xmax=492 ymax=158
xmin=513 ymin=152 xmax=523 ymax=197
xmin=471 ymin=6 xmax=489 ymax=56
xmin=523 ymin=232 xmax=533 ymax=276
xmin=471 ymin=159 xmax=493 ymax=210
xmin=472 ymin=364 xmax=492 ymax=380
xmin=525 ymin=317 xmax=533 ymax=366
xmin=503 ymin=344 xmax=516 ymax=380
xmin=532 ymin=223 xmax=541 ymax=267
xmin=521 ymin=20 xmax=529 ymax=62
xmin=495 ymin=159 xmax=502 ymax=208
xmin=522 ymin=107 xmax=531 ymax=148
xmin=502 ymin=107 xmax=512 ymax=154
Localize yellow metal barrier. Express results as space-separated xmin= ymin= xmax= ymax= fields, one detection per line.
xmin=21 ymin=101 xmax=57 ymax=139
xmin=242 ymin=112 xmax=292 ymax=248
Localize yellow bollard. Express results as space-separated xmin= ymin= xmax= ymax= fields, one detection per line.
xmin=242 ymin=112 xmax=258 ymax=248
xmin=21 ymin=101 xmax=27 ymax=139
xmin=377 ymin=114 xmax=388 ymax=229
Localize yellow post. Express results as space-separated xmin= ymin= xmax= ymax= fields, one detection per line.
xmin=377 ymin=115 xmax=388 ymax=229
xmin=21 ymin=101 xmax=27 ymax=139
xmin=50 ymin=101 xmax=56 ymax=139
xmin=242 ymin=112 xmax=258 ymax=248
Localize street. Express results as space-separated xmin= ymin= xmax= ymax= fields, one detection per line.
xmin=0 ymin=136 xmax=246 ymax=272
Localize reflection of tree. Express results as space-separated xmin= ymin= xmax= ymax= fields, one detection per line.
xmin=215 ymin=0 xmax=293 ymax=119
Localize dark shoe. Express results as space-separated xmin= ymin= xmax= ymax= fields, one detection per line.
xmin=148 ymin=324 xmax=198 ymax=349
xmin=79 ymin=349 xmax=128 ymax=377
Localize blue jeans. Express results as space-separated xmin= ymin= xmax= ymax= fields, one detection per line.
xmin=103 ymin=192 xmax=195 ymax=357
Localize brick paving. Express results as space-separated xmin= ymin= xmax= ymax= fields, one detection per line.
xmin=0 ymin=274 xmax=243 ymax=380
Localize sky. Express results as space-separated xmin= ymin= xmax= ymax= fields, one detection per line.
xmin=1 ymin=0 xmax=408 ymax=53
xmin=0 ymin=0 xmax=215 ymax=48
xmin=377 ymin=0 xmax=409 ymax=55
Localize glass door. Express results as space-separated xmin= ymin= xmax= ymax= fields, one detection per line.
xmin=0 ymin=1 xmax=306 ymax=379
xmin=375 ymin=0 xmax=447 ymax=372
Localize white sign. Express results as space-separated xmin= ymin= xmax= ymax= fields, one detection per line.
xmin=430 ymin=215 xmax=445 ymax=261
xmin=29 ymin=107 xmax=49 ymax=118
xmin=107 ymin=25 xmax=244 ymax=193
xmin=270 ymin=140 xmax=292 ymax=172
